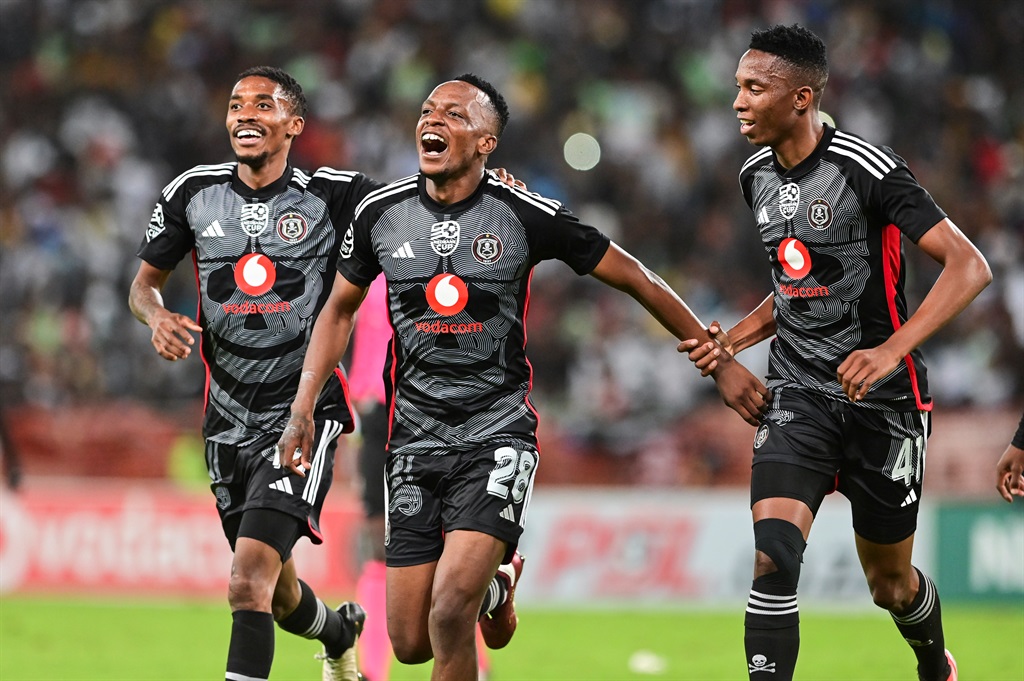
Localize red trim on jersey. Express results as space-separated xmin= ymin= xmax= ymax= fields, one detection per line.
xmin=331 ymin=367 xmax=356 ymax=433
xmin=522 ymin=270 xmax=543 ymax=453
xmin=882 ymin=224 xmax=931 ymax=411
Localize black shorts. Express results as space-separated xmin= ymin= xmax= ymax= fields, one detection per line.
xmin=750 ymin=386 xmax=931 ymax=544
xmin=384 ymin=441 xmax=538 ymax=567
xmin=206 ymin=417 xmax=345 ymax=551
xmin=357 ymin=402 xmax=389 ymax=519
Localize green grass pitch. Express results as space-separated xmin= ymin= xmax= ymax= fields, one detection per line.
xmin=1 ymin=597 xmax=1021 ymax=680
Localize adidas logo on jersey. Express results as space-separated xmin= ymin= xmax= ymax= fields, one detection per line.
xmin=201 ymin=220 xmax=225 ymax=237
xmin=391 ymin=242 xmax=415 ymax=258
xmin=901 ymin=489 xmax=918 ymax=507
xmin=500 ymin=504 xmax=516 ymax=523
xmin=269 ymin=478 xmax=294 ymax=494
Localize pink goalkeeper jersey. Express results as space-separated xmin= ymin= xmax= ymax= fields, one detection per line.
xmin=348 ymin=273 xmax=390 ymax=406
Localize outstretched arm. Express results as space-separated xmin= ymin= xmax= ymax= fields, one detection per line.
xmin=589 ymin=242 xmax=769 ymax=425
xmin=276 ymin=273 xmax=368 ymax=476
xmin=129 ymin=261 xmax=203 ymax=361
xmin=837 ymin=218 xmax=992 ymax=402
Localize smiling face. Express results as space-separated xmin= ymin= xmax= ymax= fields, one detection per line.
xmin=416 ymin=80 xmax=498 ymax=184
xmin=733 ymin=49 xmax=807 ymax=149
xmin=226 ymin=75 xmax=304 ymax=171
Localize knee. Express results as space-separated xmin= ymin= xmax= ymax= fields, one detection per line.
xmin=752 ymin=518 xmax=806 ymax=589
xmin=428 ymin=592 xmax=473 ymax=636
xmin=228 ymin=571 xmax=272 ymax=612
xmin=390 ymin=629 xmax=433 ymax=665
xmin=865 ymin=572 xmax=913 ymax=611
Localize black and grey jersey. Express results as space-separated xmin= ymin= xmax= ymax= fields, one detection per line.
xmin=739 ymin=124 xmax=946 ymax=411
xmin=339 ymin=172 xmax=611 ymax=456
xmin=137 ymin=163 xmax=383 ymax=445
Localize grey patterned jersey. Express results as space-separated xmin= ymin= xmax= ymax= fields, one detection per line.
xmin=739 ymin=125 xmax=946 ymax=411
xmin=137 ymin=163 xmax=382 ymax=445
xmin=339 ymin=172 xmax=611 ymax=456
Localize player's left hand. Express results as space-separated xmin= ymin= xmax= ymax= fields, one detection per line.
xmin=678 ymin=321 xmax=732 ymax=377
xmin=836 ymin=346 xmax=902 ymax=402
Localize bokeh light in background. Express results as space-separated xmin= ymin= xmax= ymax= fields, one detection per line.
xmin=563 ymin=132 xmax=601 ymax=171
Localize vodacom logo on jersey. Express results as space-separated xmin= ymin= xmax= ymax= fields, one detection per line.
xmin=426 ymin=272 xmax=469 ymax=316
xmin=777 ymin=238 xmax=829 ymax=298
xmin=234 ymin=253 xmax=277 ymax=295
xmin=778 ymin=238 xmax=811 ymax=279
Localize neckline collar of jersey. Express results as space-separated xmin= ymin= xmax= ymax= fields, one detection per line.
xmin=772 ymin=123 xmax=835 ymax=180
xmin=231 ymin=163 xmax=294 ymax=199
xmin=417 ymin=172 xmax=486 ymax=216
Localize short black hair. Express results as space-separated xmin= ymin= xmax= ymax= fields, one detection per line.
xmin=749 ymin=24 xmax=828 ymax=102
xmin=453 ymin=73 xmax=509 ymax=137
xmin=236 ymin=66 xmax=308 ymax=118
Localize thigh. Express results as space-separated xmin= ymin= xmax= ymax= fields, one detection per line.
xmin=386 ymin=560 xmax=436 ymax=649
xmin=384 ymin=452 xmax=448 ymax=567
xmin=752 ymin=387 xmax=844 ymax=477
xmin=237 ymin=507 xmax=303 ymax=561
xmin=442 ymin=442 xmax=538 ymax=564
xmin=230 ymin=418 xmax=343 ymax=546
xmin=751 ymin=461 xmax=836 ymax=526
xmin=206 ymin=440 xmax=246 ymax=546
xmin=840 ymin=409 xmax=931 ymax=544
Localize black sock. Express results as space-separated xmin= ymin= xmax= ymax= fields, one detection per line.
xmin=744 ymin=580 xmax=799 ymax=681
xmin=226 ymin=610 xmax=274 ymax=681
xmin=478 ymin=573 xmax=510 ymax=618
xmin=277 ymin=579 xmax=346 ymax=657
xmin=890 ymin=568 xmax=950 ymax=681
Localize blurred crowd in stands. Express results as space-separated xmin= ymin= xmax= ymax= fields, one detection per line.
xmin=1 ymin=0 xmax=1021 ymax=482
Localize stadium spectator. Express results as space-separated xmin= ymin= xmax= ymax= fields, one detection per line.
xmin=995 ymin=410 xmax=1024 ymax=503
xmin=128 ymin=66 xmax=375 ymax=681
xmin=275 ymin=72 xmax=768 ymax=679
xmin=679 ymin=23 xmax=991 ymax=681
xmin=1 ymin=0 xmax=1019 ymax=487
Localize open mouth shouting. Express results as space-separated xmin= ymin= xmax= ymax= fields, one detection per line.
xmin=421 ymin=131 xmax=448 ymax=158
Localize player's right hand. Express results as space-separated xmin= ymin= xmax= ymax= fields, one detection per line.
xmin=148 ymin=310 xmax=202 ymax=361
xmin=710 ymin=361 xmax=771 ymax=426
xmin=995 ymin=444 xmax=1024 ymax=503
xmin=275 ymin=414 xmax=314 ymax=477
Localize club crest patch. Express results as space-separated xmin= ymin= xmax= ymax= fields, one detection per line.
xmin=472 ymin=232 xmax=503 ymax=264
xmin=276 ymin=212 xmax=308 ymax=243
xmin=241 ymin=202 xmax=269 ymax=237
xmin=754 ymin=423 xmax=770 ymax=449
xmin=807 ymin=199 xmax=833 ymax=230
xmin=430 ymin=220 xmax=460 ymax=257
xmin=778 ymin=183 xmax=800 ymax=220
xmin=214 ymin=486 xmax=231 ymax=509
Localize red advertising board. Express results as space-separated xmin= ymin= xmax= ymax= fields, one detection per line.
xmin=0 ymin=480 xmax=362 ymax=597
